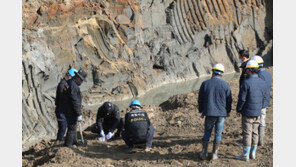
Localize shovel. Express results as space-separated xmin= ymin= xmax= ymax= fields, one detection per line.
xmin=77 ymin=122 xmax=87 ymax=146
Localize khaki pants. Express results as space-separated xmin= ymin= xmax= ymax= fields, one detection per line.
xmin=259 ymin=108 xmax=267 ymax=127
xmin=242 ymin=116 xmax=260 ymax=147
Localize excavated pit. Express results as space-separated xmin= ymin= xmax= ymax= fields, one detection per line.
xmin=22 ymin=67 xmax=273 ymax=167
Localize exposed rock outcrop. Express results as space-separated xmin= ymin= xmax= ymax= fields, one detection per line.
xmin=22 ymin=0 xmax=273 ymax=151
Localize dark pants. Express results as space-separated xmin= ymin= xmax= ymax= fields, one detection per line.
xmin=202 ymin=117 xmax=226 ymax=142
xmin=64 ymin=117 xmax=78 ymax=147
xmin=57 ymin=120 xmax=67 ymax=141
xmin=56 ymin=113 xmax=67 ymax=141
xmin=91 ymin=118 xmax=124 ymax=137
xmin=122 ymin=125 xmax=155 ymax=148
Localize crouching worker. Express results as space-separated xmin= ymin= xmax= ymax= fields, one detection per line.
xmin=91 ymin=102 xmax=124 ymax=141
xmin=235 ymin=60 xmax=267 ymax=161
xmin=122 ymin=100 xmax=155 ymax=153
xmin=198 ymin=64 xmax=232 ymax=160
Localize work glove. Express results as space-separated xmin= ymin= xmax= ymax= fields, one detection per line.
xmin=106 ymin=132 xmax=114 ymax=140
xmin=100 ymin=130 xmax=105 ymax=137
xmin=77 ymin=115 xmax=82 ymax=122
xmin=98 ymin=136 xmax=106 ymax=142
xmin=99 ymin=130 xmax=106 ymax=142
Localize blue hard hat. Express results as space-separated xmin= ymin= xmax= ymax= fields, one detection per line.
xmin=130 ymin=99 xmax=141 ymax=107
xmin=67 ymin=68 xmax=78 ymax=77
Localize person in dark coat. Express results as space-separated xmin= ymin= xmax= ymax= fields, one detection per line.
xmin=251 ymin=55 xmax=272 ymax=146
xmin=198 ymin=63 xmax=232 ymax=160
xmin=122 ymin=99 xmax=154 ymax=154
xmin=55 ymin=68 xmax=78 ymax=142
xmin=64 ymin=69 xmax=87 ymax=147
xmin=235 ymin=60 xmax=268 ymax=161
xmin=238 ymin=50 xmax=250 ymax=87
xmin=91 ymin=102 xmax=124 ymax=141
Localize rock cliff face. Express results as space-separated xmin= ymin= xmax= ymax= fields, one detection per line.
xmin=22 ymin=0 xmax=273 ymax=151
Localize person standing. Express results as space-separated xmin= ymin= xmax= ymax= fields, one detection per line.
xmin=235 ymin=60 xmax=267 ymax=161
xmin=55 ymin=68 xmax=78 ymax=143
xmin=91 ymin=102 xmax=124 ymax=141
xmin=198 ymin=64 xmax=232 ymax=160
xmin=238 ymin=50 xmax=250 ymax=87
xmin=122 ymin=100 xmax=155 ymax=153
xmin=64 ymin=69 xmax=87 ymax=147
xmin=251 ymin=55 xmax=272 ymax=146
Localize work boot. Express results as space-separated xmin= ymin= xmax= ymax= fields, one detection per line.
xmin=250 ymin=145 xmax=258 ymax=159
xmin=127 ymin=147 xmax=136 ymax=154
xmin=65 ymin=133 xmax=76 ymax=147
xmin=200 ymin=141 xmax=209 ymax=160
xmin=235 ymin=147 xmax=251 ymax=161
xmin=212 ymin=142 xmax=220 ymax=160
xmin=258 ymin=126 xmax=265 ymax=146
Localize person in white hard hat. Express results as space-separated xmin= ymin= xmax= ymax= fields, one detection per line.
xmin=235 ymin=60 xmax=268 ymax=161
xmin=251 ymin=55 xmax=272 ymax=146
xmin=198 ymin=63 xmax=232 ymax=160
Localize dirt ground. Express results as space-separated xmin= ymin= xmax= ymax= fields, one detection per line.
xmin=22 ymin=67 xmax=273 ymax=167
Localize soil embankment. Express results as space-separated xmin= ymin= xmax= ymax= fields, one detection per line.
xmin=22 ymin=67 xmax=273 ymax=167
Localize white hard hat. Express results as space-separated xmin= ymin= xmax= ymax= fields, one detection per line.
xmin=246 ymin=60 xmax=259 ymax=68
xmin=252 ymin=55 xmax=264 ymax=64
xmin=212 ymin=63 xmax=224 ymax=72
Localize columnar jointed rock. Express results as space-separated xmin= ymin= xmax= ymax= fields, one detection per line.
xmin=22 ymin=0 xmax=273 ymax=151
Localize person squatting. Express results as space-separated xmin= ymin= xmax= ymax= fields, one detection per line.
xmin=54 ymin=51 xmax=271 ymax=160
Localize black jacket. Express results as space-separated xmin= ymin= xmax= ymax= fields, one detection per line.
xmin=65 ymin=78 xmax=82 ymax=119
xmin=124 ymin=109 xmax=150 ymax=139
xmin=239 ymin=60 xmax=249 ymax=87
xmin=198 ymin=76 xmax=232 ymax=116
xmin=96 ymin=104 xmax=120 ymax=132
xmin=55 ymin=79 xmax=69 ymax=120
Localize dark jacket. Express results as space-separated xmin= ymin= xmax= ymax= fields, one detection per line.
xmin=236 ymin=74 xmax=267 ymax=116
xmin=65 ymin=78 xmax=82 ymax=120
xmin=198 ymin=76 xmax=232 ymax=116
xmin=124 ymin=109 xmax=151 ymax=139
xmin=257 ymin=68 xmax=272 ymax=108
xmin=55 ymin=79 xmax=69 ymax=121
xmin=239 ymin=60 xmax=249 ymax=87
xmin=96 ymin=104 xmax=120 ymax=132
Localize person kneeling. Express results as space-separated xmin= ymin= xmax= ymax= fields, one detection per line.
xmin=122 ymin=100 xmax=154 ymax=154
xmin=91 ymin=102 xmax=124 ymax=141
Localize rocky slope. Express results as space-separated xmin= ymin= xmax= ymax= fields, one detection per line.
xmin=22 ymin=0 xmax=273 ymax=151
xmin=22 ymin=67 xmax=273 ymax=167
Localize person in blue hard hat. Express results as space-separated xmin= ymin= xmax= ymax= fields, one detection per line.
xmin=251 ymin=55 xmax=272 ymax=146
xmin=54 ymin=68 xmax=78 ymax=143
xmin=198 ymin=63 xmax=232 ymax=160
xmin=235 ymin=60 xmax=268 ymax=161
xmin=64 ymin=69 xmax=87 ymax=147
xmin=121 ymin=99 xmax=155 ymax=153
xmin=91 ymin=102 xmax=124 ymax=141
